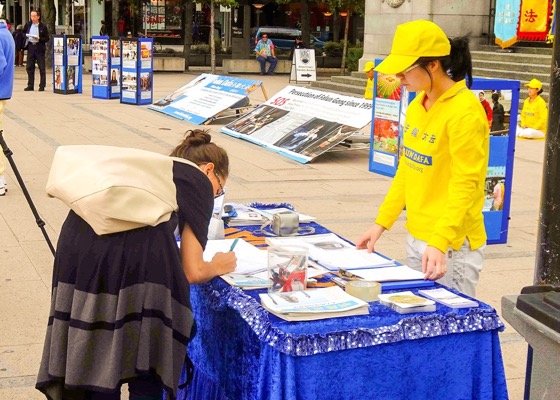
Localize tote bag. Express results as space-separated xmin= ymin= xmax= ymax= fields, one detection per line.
xmin=46 ymin=145 xmax=199 ymax=235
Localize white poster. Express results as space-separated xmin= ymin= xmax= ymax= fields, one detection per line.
xmin=221 ymin=86 xmax=372 ymax=163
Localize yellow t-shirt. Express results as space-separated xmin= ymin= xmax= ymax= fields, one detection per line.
xmin=375 ymin=80 xmax=489 ymax=252
xmin=520 ymin=95 xmax=548 ymax=132
xmin=364 ymin=78 xmax=373 ymax=100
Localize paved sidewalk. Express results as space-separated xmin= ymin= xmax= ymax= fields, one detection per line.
xmin=0 ymin=67 xmax=542 ymax=399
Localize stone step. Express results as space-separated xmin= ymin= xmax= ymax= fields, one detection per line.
xmin=473 ymin=59 xmax=551 ymax=75
xmin=473 ymin=67 xmax=550 ymax=84
xmin=331 ymin=75 xmax=366 ymax=86
xmin=310 ymin=80 xmax=365 ymax=96
xmin=471 ymin=50 xmax=551 ymax=64
xmin=478 ymin=44 xmax=553 ymax=55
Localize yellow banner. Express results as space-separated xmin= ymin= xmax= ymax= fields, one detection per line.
xmin=520 ymin=0 xmax=549 ymax=33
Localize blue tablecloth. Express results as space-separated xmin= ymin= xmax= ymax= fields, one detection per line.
xmin=177 ymin=278 xmax=508 ymax=400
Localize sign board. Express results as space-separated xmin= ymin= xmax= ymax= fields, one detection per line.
xmin=290 ymin=48 xmax=317 ymax=83
xmin=149 ymin=74 xmax=263 ymax=125
xmin=221 ymin=85 xmax=372 ymax=163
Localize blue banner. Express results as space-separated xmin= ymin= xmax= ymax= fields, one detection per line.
xmin=495 ymin=0 xmax=522 ymax=48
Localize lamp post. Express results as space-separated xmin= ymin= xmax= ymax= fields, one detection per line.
xmin=253 ymin=3 xmax=264 ymax=28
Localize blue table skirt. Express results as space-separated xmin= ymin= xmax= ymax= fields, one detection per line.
xmin=177 ymin=278 xmax=509 ymax=400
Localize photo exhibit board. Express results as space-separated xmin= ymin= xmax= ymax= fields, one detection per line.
xmin=91 ymin=36 xmax=121 ymax=99
xmin=149 ymin=74 xmax=263 ymax=125
xmin=120 ymin=38 xmax=153 ymax=105
xmin=369 ymin=73 xmax=520 ymax=245
xmin=220 ymin=85 xmax=373 ymax=163
xmin=289 ymin=48 xmax=317 ymax=83
xmin=52 ymin=35 xmax=82 ymax=95
xmin=368 ymin=58 xmax=416 ymax=177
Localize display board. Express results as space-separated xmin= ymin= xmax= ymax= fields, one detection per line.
xmin=221 ymin=85 xmax=372 ymax=163
xmin=368 ymin=74 xmax=520 ymax=244
xmin=120 ymin=38 xmax=153 ymax=105
xmin=289 ymin=48 xmax=317 ymax=83
xmin=368 ymin=59 xmax=415 ymax=177
xmin=149 ymin=74 xmax=263 ymax=124
xmin=91 ymin=36 xmax=121 ymax=99
xmin=52 ymin=35 xmax=82 ymax=94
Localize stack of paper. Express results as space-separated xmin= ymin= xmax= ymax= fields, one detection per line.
xmin=266 ymin=234 xmax=396 ymax=271
xmin=259 ymin=286 xmax=370 ymax=321
xmin=378 ymin=291 xmax=436 ymax=314
xmin=418 ymin=288 xmax=478 ymax=309
xmin=223 ymin=204 xmax=268 ymax=226
xmin=203 ymin=238 xmax=267 ymax=275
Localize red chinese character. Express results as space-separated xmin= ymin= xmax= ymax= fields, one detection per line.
xmin=524 ymin=9 xmax=538 ymax=23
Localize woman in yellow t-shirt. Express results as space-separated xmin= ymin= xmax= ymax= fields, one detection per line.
xmin=517 ymin=78 xmax=548 ymax=139
xmin=356 ymin=20 xmax=489 ymax=297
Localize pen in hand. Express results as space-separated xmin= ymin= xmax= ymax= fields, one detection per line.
xmin=229 ymin=238 xmax=240 ymax=252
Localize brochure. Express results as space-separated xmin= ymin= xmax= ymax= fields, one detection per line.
xmin=378 ymin=291 xmax=436 ymax=314
xmin=266 ymin=234 xmax=396 ymax=270
xmin=259 ymin=286 xmax=370 ymax=321
xmin=417 ymin=288 xmax=479 ymax=309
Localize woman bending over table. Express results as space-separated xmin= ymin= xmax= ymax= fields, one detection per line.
xmin=36 ymin=129 xmax=237 ymax=399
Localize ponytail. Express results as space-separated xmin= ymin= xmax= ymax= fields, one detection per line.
xmin=443 ymin=36 xmax=473 ymax=88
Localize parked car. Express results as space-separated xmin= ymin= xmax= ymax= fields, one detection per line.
xmin=252 ymin=26 xmax=325 ymax=51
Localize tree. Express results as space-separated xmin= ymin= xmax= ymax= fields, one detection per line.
xmin=41 ymin=0 xmax=56 ymax=68
xmin=112 ymin=0 xmax=120 ymax=36
xmin=325 ymin=0 xmax=365 ymax=73
xmin=190 ymin=0 xmax=236 ymax=72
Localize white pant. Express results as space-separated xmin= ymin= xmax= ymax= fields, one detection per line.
xmin=405 ymin=234 xmax=485 ymax=297
xmin=517 ymin=126 xmax=545 ymax=139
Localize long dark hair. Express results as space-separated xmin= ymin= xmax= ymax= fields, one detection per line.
xmin=415 ymin=36 xmax=473 ymax=89
xmin=170 ymin=129 xmax=229 ymax=178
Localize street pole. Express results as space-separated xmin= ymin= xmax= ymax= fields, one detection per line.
xmin=534 ymin=16 xmax=560 ymax=285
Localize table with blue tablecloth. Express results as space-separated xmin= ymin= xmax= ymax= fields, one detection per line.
xmin=176 ymin=212 xmax=509 ymax=400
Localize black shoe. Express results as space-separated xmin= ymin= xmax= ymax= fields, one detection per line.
xmin=38 ymin=87 xmax=45 ymax=92
xmin=24 ymin=87 xmax=34 ymax=91
xmin=260 ymin=73 xmax=266 ymax=75
xmin=267 ymin=72 xmax=274 ymax=75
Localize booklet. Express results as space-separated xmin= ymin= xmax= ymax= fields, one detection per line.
xmin=378 ymin=291 xmax=436 ymax=314
xmin=259 ymin=286 xmax=370 ymax=321
xmin=266 ymin=234 xmax=396 ymax=271
xmin=417 ymin=288 xmax=479 ymax=309
xmin=221 ymin=273 xmax=272 ymax=290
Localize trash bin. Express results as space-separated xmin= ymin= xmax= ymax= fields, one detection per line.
xmin=502 ymin=285 xmax=560 ymax=400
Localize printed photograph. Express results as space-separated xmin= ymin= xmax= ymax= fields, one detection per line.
xmin=301 ymin=124 xmax=358 ymax=158
xmin=226 ymin=105 xmax=289 ymax=135
xmin=373 ymin=119 xmax=399 ymax=154
xmin=274 ymin=118 xmax=334 ymax=154
xmin=122 ymin=71 xmax=137 ymax=91
xmin=140 ymin=72 xmax=152 ymax=91
xmin=376 ymin=73 xmax=402 ymax=100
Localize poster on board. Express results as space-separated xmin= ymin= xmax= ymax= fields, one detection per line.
xmin=221 ymin=85 xmax=372 ymax=163
xmin=149 ymin=74 xmax=263 ymax=124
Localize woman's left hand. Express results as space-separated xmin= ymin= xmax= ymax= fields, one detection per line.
xmin=422 ymin=246 xmax=447 ymax=280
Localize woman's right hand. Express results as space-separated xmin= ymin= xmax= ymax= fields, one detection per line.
xmin=211 ymin=251 xmax=237 ymax=275
xmin=356 ymin=223 xmax=386 ymax=253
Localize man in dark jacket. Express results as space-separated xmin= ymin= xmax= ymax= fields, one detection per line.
xmin=23 ymin=10 xmax=49 ymax=91
xmin=13 ymin=25 xmax=26 ymax=66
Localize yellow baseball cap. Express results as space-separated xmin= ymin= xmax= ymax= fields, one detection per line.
xmin=525 ymin=78 xmax=542 ymax=91
xmin=375 ymin=20 xmax=451 ymax=75
xmin=363 ymin=61 xmax=375 ymax=72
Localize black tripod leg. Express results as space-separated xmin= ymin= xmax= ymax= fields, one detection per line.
xmin=0 ymin=130 xmax=56 ymax=257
